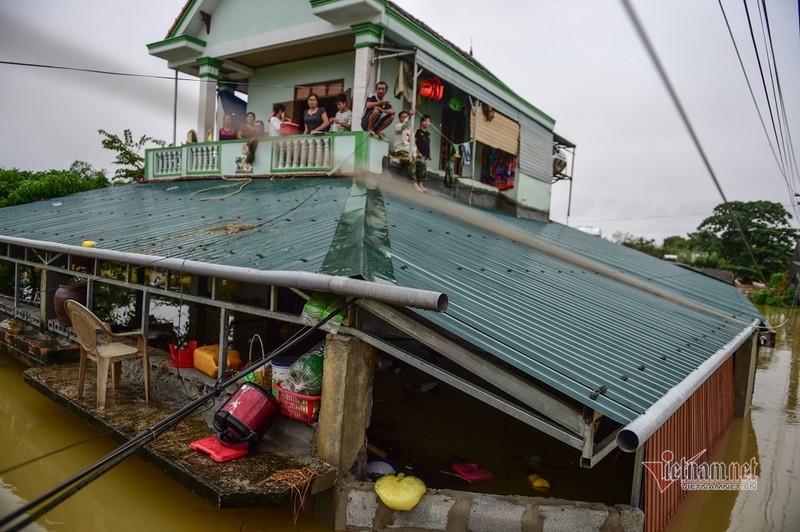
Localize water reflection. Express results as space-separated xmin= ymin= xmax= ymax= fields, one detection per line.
xmin=666 ymin=305 xmax=800 ymax=531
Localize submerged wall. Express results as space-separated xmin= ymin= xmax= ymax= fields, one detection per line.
xmin=332 ymin=478 xmax=644 ymax=532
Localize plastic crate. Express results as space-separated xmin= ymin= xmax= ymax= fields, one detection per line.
xmin=275 ymin=381 xmax=321 ymax=422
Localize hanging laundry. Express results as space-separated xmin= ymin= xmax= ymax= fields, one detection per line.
xmin=461 ymin=143 xmax=471 ymax=166
xmin=394 ymin=60 xmax=414 ymax=103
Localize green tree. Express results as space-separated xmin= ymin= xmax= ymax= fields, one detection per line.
xmin=696 ymin=200 xmax=799 ymax=283
xmin=0 ymin=162 xmax=109 ymax=208
xmin=612 ymin=231 xmax=663 ymax=258
xmin=98 ymin=128 xmax=166 ymax=183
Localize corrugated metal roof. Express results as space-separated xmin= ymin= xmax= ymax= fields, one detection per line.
xmin=0 ymin=178 xmax=763 ymax=425
xmin=0 ymin=179 xmax=351 ymax=272
xmin=378 ymin=197 xmax=762 ymax=424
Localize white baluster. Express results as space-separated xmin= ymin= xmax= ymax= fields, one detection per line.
xmin=292 ymin=140 xmax=301 ymax=168
xmin=277 ymin=141 xmax=285 ymax=169
xmin=315 ymin=138 xmax=324 ymax=167
xmin=323 ymin=138 xmax=331 ymax=167
xmin=301 ymin=139 xmax=309 ymax=167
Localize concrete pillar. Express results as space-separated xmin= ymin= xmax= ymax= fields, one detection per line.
xmin=350 ymin=23 xmax=383 ymax=131
xmin=733 ymin=335 xmax=758 ymax=416
xmin=316 ymin=333 xmax=375 ymax=473
xmin=196 ymin=57 xmax=223 ymax=140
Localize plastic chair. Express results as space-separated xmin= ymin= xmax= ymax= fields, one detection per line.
xmin=64 ymin=299 xmax=150 ymax=409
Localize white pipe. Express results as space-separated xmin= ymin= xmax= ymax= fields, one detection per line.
xmin=0 ymin=236 xmax=448 ymax=312
xmin=616 ymin=319 xmax=759 ymax=452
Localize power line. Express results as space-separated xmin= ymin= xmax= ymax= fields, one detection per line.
xmin=759 ymin=0 xmax=800 ymax=192
xmin=618 ymin=0 xmax=770 ymax=286
xmin=717 ymin=0 xmax=800 ymax=224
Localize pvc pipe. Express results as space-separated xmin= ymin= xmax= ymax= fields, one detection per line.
xmin=616 ymin=319 xmax=758 ymax=452
xmin=0 ymin=236 xmax=448 ymax=312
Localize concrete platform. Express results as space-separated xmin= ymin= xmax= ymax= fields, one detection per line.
xmin=22 ymin=361 xmax=336 ymax=509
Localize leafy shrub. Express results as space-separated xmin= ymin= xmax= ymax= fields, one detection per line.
xmin=0 ymin=161 xmax=109 ymax=208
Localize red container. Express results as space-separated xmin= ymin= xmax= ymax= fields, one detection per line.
xmin=275 ymin=381 xmax=321 ymax=423
xmin=169 ymin=340 xmax=196 ymax=368
xmin=280 ymin=122 xmax=300 ymax=136
xmin=213 ymin=382 xmax=280 ymax=449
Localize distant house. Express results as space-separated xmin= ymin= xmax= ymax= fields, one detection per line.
xmin=0 ymin=2 xmax=766 ymax=531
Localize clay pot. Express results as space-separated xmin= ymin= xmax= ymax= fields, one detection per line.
xmin=53 ymin=282 xmax=87 ymax=326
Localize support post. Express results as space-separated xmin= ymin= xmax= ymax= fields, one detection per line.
xmin=316 ymin=334 xmax=375 ymax=473
xmin=630 ymin=445 xmax=644 ymax=507
xmin=733 ymin=334 xmax=758 ymax=416
xmin=196 ymin=57 xmax=222 ymax=140
xmin=218 ymin=307 xmax=230 ymax=380
xmin=350 ymin=23 xmax=383 ymax=131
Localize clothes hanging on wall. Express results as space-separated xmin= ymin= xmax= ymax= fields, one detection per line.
xmin=460 ymin=143 xmax=471 ymax=166
xmin=394 ymin=60 xmax=414 ymax=103
xmin=480 ymin=146 xmax=516 ymax=191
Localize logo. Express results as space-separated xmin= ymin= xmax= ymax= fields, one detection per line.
xmin=642 ymin=449 xmax=759 ymax=492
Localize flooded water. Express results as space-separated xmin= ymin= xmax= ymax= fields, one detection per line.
xmin=0 ymin=354 xmax=332 ymax=531
xmin=2 ymin=303 xmax=798 ymax=531
xmin=666 ymin=305 xmax=800 ymax=532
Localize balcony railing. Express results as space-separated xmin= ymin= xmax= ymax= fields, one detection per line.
xmin=145 ymin=132 xmax=385 ymax=181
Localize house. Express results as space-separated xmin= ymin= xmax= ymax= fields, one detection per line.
xmin=0 ymin=2 xmax=766 ymax=531
xmin=146 ymin=0 xmax=575 ymax=220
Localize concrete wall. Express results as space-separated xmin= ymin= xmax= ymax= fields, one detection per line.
xmin=199 ymin=0 xmax=315 ymax=46
xmin=248 ymin=52 xmax=356 ymax=119
xmin=334 ymin=478 xmax=644 ymax=532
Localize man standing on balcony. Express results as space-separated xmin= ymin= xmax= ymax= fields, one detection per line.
xmin=361 ymin=81 xmax=395 ymax=139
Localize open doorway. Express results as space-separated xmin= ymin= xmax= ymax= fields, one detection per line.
xmin=285 ymin=79 xmax=350 ymax=132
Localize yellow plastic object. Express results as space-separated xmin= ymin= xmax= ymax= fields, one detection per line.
xmin=374 ymin=473 xmax=426 ymax=511
xmin=527 ymin=474 xmax=550 ymax=490
xmin=81 ymin=241 xmax=96 ymax=247
xmin=193 ymin=344 xmax=242 ymax=378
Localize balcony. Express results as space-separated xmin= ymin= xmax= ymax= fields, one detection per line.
xmin=144 ymin=131 xmax=386 ymax=181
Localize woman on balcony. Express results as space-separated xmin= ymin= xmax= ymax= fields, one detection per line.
xmin=219 ymin=115 xmax=236 ymax=140
xmin=303 ymin=94 xmax=329 ymax=134
xmin=237 ymin=112 xmax=257 ymax=139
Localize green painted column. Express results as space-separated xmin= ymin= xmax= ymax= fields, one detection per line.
xmin=196 ymin=57 xmax=223 ymax=141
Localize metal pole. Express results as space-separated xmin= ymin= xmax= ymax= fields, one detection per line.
xmin=218 ymin=307 xmax=229 ymax=380
xmin=471 ymin=98 xmax=479 ymax=180
xmin=566 ymin=146 xmax=576 ymax=226
xmin=0 ymin=236 xmax=448 ymax=312
xmin=410 ymin=54 xmax=418 ymax=160
xmin=172 ymin=70 xmax=178 ymax=147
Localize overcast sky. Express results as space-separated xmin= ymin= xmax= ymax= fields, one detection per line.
xmin=1 ymin=1 xmax=798 ymax=243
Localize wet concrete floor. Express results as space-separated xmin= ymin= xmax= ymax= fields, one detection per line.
xmin=20 ymin=360 xmax=335 ymax=509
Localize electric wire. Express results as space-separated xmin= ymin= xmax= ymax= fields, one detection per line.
xmin=717 ymin=0 xmax=800 ymax=221
xmin=758 ymin=0 xmax=800 ymax=193
xmin=754 ymin=0 xmax=795 ymax=193
xmin=0 ymin=297 xmax=357 ymax=532
xmin=618 ymin=0 xmax=770 ymax=287
xmin=741 ymin=0 xmax=788 ymax=179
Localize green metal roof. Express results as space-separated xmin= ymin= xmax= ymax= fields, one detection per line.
xmin=0 ymin=178 xmax=763 ymax=425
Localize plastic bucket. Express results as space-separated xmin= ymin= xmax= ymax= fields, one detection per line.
xmin=212 ymin=382 xmax=279 ymax=449
xmin=271 ymin=357 xmax=297 ymax=398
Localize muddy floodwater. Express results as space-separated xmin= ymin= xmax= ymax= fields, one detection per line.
xmin=1 ymin=304 xmax=798 ymax=531
xmin=0 ymin=354 xmax=331 ymax=531
xmin=666 ymin=305 xmax=800 ymax=532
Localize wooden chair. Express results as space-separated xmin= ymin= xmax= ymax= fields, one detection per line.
xmin=64 ymin=299 xmax=150 ymax=409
